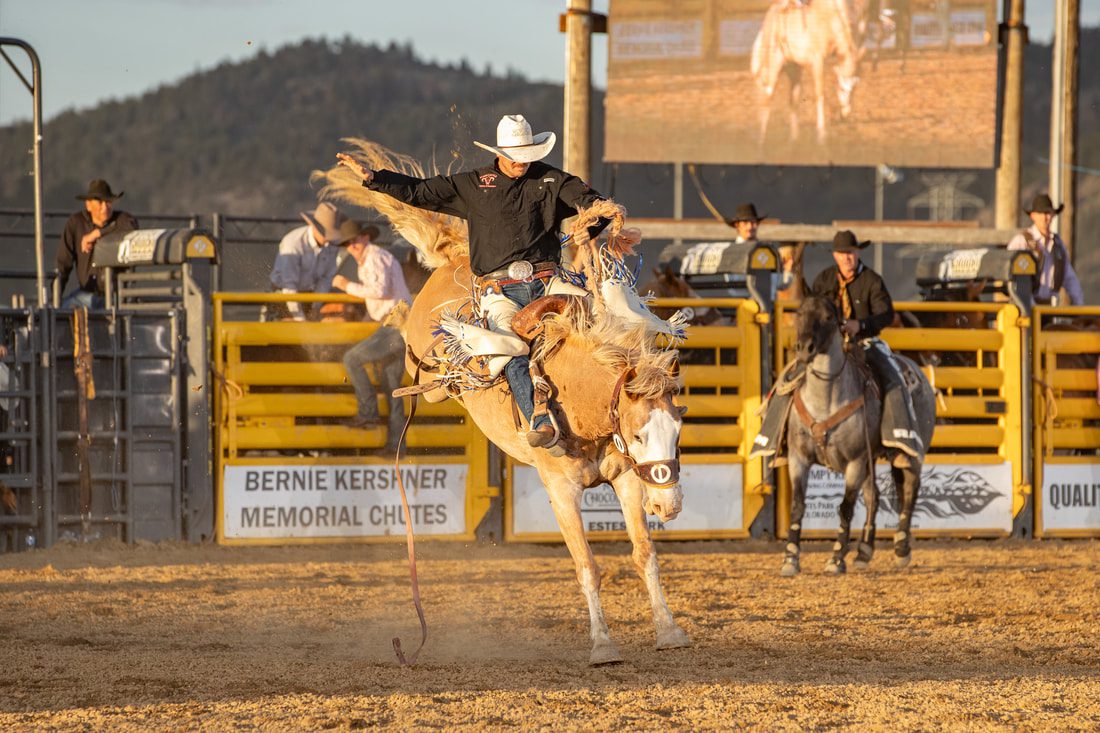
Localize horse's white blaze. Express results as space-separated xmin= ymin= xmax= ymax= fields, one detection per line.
xmin=632 ymin=408 xmax=681 ymax=465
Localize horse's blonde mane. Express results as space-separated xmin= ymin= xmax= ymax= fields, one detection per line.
xmin=534 ymin=303 xmax=680 ymax=399
xmin=311 ymin=138 xmax=468 ymax=269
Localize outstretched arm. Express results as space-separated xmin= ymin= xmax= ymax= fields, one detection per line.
xmin=336 ymin=153 xmax=467 ymax=219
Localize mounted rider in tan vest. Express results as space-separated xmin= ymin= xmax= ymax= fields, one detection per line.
xmin=752 ymin=230 xmax=924 ymax=469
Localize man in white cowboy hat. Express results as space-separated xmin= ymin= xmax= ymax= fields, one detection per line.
xmin=337 ymin=114 xmax=608 ymax=451
xmin=752 ymin=230 xmax=923 ymax=468
xmin=56 ymin=179 xmax=139 ymax=309
xmin=1007 ymin=193 xmax=1084 ymax=306
xmin=267 ymin=201 xmax=348 ymax=320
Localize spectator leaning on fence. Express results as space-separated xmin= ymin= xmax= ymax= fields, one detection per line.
xmin=57 ymin=179 xmax=138 ymax=310
xmin=267 ymin=202 xmax=347 ymax=320
xmin=331 ymin=220 xmax=412 ymax=442
xmin=1007 ymin=193 xmax=1084 ymax=306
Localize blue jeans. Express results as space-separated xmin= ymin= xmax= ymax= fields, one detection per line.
xmin=499 ymin=280 xmax=550 ymax=431
xmin=343 ymin=325 xmax=406 ymax=440
xmin=60 ymin=290 xmax=104 ymax=310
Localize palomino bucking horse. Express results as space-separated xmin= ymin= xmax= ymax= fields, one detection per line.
xmin=315 ymin=141 xmax=691 ymax=665
xmin=783 ymin=296 xmax=936 ymax=576
xmin=751 ymin=0 xmax=864 ymax=145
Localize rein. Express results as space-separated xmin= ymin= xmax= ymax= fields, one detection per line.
xmin=794 ymin=336 xmax=865 ymax=454
xmin=389 ymin=336 xmax=448 ymax=667
xmin=607 ymin=370 xmax=680 ymax=487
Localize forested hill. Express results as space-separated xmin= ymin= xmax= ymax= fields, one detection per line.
xmin=0 ymin=32 xmax=1097 ymax=236
xmin=0 ymin=39 xmax=569 ymax=215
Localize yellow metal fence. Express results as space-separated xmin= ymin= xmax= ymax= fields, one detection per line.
xmin=1032 ymin=306 xmax=1100 ymax=537
xmin=213 ymin=293 xmax=494 ymax=544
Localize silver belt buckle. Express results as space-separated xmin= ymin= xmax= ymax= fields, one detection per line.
xmin=507 ymin=260 xmax=534 ymax=281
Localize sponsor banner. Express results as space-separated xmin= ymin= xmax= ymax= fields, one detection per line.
xmin=1040 ymin=464 xmax=1100 ymax=531
xmin=222 ymin=464 xmax=467 ymax=539
xmin=512 ymin=463 xmax=743 ymax=536
xmin=910 ymin=12 xmax=948 ymax=48
xmin=938 ymin=247 xmax=988 ymax=281
xmin=610 ymin=20 xmax=704 ymax=61
xmin=718 ymin=18 xmax=762 ymax=56
xmin=800 ymin=462 xmax=1012 ymax=533
xmin=950 ymin=10 xmax=990 ymax=47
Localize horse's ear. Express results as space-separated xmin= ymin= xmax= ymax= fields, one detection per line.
xmin=677 ymin=405 xmax=688 ymax=417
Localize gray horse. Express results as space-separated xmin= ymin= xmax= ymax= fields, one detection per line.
xmin=783 ymin=296 xmax=936 ymax=576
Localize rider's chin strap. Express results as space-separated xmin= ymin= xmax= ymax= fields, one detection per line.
xmin=607 ymin=370 xmax=681 ymax=488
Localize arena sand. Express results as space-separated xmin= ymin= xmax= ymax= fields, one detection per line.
xmin=0 ymin=538 xmax=1097 ymax=730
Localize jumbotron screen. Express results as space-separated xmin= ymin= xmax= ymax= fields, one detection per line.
xmin=604 ymin=0 xmax=999 ymax=168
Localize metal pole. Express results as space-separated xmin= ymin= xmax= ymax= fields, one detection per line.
xmin=673 ymin=162 xmax=683 ymax=247
xmin=563 ymin=0 xmax=592 ymax=181
xmin=1049 ymin=0 xmax=1065 ymax=234
xmin=0 ymin=39 xmax=45 ymax=306
xmin=994 ymin=0 xmax=1026 ymax=230
xmin=874 ymin=165 xmax=884 ymax=273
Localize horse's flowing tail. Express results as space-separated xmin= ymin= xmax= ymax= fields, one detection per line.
xmin=312 ymin=138 xmax=469 ymax=269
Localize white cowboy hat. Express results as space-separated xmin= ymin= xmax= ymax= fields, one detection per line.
xmin=473 ymin=115 xmax=556 ymax=163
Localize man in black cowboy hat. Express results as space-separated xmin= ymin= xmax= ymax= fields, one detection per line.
xmin=751 ymin=230 xmax=924 ymax=468
xmin=726 ymin=202 xmax=766 ymax=244
xmin=1007 ymin=193 xmax=1084 ymax=306
xmin=56 ymin=179 xmax=138 ymax=309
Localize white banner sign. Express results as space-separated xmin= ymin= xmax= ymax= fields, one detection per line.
xmin=222 ymin=464 xmax=467 ymax=539
xmin=610 ymin=20 xmax=703 ymax=60
xmin=1040 ymin=464 xmax=1100 ymax=531
xmin=801 ymin=462 xmax=1013 ymax=533
xmin=512 ymin=463 xmax=743 ymax=536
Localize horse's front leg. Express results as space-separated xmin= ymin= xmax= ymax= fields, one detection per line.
xmin=782 ymin=448 xmax=810 ymax=576
xmin=891 ymin=460 xmax=921 ymax=567
xmin=825 ymin=456 xmax=862 ymax=574
xmin=853 ymin=456 xmax=879 ymax=569
xmin=611 ymin=472 xmax=690 ymax=651
xmin=810 ymin=59 xmax=827 ymax=143
xmin=545 ymin=477 xmax=622 ymax=665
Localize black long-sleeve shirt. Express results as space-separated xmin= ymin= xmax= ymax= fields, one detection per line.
xmin=811 ymin=262 xmax=894 ymax=339
xmin=364 ymin=159 xmax=605 ymax=276
xmin=57 ymin=210 xmax=139 ymax=294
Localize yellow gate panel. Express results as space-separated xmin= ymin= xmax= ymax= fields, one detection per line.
xmin=1032 ymin=305 xmax=1100 ymax=537
xmin=505 ymin=298 xmax=767 ymax=541
xmin=213 ymin=293 xmax=494 ymax=545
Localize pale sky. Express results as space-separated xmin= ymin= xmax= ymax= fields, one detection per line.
xmin=0 ymin=0 xmax=1093 ymax=127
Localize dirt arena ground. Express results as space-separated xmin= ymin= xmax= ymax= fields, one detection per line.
xmin=1 ymin=538 xmax=1097 ymax=731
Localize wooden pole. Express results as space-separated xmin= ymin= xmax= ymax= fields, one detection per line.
xmin=563 ymin=0 xmax=592 ymax=181
xmin=995 ymin=0 xmax=1026 ymax=231
xmin=1061 ymin=0 xmax=1080 ymax=256
xmin=1049 ymin=0 xmax=1065 ymax=236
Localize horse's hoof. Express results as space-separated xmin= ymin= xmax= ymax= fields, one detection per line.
xmin=894 ymin=553 xmax=912 ymax=569
xmin=656 ymin=626 xmax=691 ymax=651
xmin=589 ymin=641 xmax=624 ymax=666
xmin=853 ymin=558 xmax=871 ymax=570
xmin=779 ymin=559 xmax=801 ymax=577
xmin=824 ymin=559 xmax=846 ymax=575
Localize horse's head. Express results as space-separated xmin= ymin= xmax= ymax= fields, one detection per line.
xmin=610 ymin=364 xmax=686 ymax=523
xmin=794 ymin=296 xmax=841 ymax=364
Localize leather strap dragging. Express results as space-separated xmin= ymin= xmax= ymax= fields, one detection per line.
xmin=391 ymin=339 xmax=435 ymax=666
xmin=792 ymin=389 xmax=865 ymax=451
